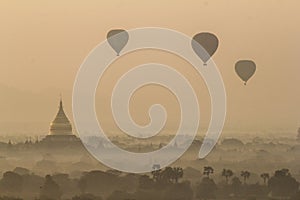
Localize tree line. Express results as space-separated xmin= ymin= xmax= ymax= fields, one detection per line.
xmin=0 ymin=166 xmax=299 ymax=200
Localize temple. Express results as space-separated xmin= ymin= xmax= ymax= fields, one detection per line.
xmin=41 ymin=97 xmax=80 ymax=144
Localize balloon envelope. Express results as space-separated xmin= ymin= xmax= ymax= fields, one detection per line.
xmin=191 ymin=32 xmax=219 ymax=65
xmin=107 ymin=29 xmax=129 ymax=56
xmin=235 ymin=60 xmax=256 ymax=85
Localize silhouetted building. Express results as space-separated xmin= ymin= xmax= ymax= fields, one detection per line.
xmin=41 ymin=98 xmax=80 ymax=145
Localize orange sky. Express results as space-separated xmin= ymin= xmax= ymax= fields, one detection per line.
xmin=0 ymin=0 xmax=300 ymax=135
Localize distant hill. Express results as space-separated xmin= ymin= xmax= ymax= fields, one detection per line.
xmin=221 ymin=138 xmax=244 ymax=146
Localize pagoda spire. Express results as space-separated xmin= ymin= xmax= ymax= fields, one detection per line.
xmin=59 ymin=93 xmax=63 ymax=108
xmin=49 ymin=94 xmax=72 ymax=135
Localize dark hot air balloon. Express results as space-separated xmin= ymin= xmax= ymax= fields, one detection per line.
xmin=107 ymin=29 xmax=129 ymax=56
xmin=235 ymin=60 xmax=256 ymax=85
xmin=191 ymin=32 xmax=219 ymax=65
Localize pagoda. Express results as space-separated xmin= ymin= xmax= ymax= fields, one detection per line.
xmin=42 ymin=97 xmax=79 ymax=144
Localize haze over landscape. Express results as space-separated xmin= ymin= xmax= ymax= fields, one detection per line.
xmin=0 ymin=1 xmax=300 ymax=138
xmin=1 ymin=1 xmax=300 ymax=200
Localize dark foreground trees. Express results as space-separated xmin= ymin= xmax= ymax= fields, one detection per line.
xmin=196 ymin=177 xmax=217 ymax=200
xmin=0 ymin=171 xmax=23 ymax=197
xmin=72 ymin=194 xmax=103 ymax=200
xmin=268 ymin=169 xmax=299 ymax=199
xmin=221 ymin=169 xmax=233 ymax=184
xmin=135 ymin=167 xmax=193 ymax=200
xmin=40 ymin=175 xmax=62 ymax=200
xmin=0 ymin=167 xmax=298 ymax=200
xmin=240 ymin=170 xmax=251 ymax=184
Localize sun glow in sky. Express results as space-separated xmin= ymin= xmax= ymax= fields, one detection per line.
xmin=0 ymin=1 xmax=300 ymax=134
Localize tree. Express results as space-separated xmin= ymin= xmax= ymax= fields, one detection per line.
xmin=222 ymin=169 xmax=233 ymax=184
xmin=77 ymin=170 xmax=118 ymax=197
xmin=160 ymin=167 xmax=174 ymax=184
xmin=151 ymin=167 xmax=183 ymax=186
xmin=78 ymin=177 xmax=87 ymax=194
xmin=260 ymin=173 xmax=269 ymax=185
xmin=196 ymin=177 xmax=217 ymax=200
xmin=203 ymin=166 xmax=214 ymax=178
xmin=21 ymin=173 xmax=44 ymax=199
xmin=13 ymin=167 xmax=30 ymax=176
xmin=172 ymin=167 xmax=183 ymax=183
xmin=0 ymin=171 xmax=23 ymax=196
xmin=40 ymin=175 xmax=62 ymax=200
xmin=240 ymin=171 xmax=250 ymax=184
xmin=134 ymin=189 xmax=161 ymax=200
xmin=151 ymin=168 xmax=162 ymax=182
xmin=138 ymin=175 xmax=153 ymax=189
xmin=106 ymin=190 xmax=134 ymax=200
xmin=290 ymin=191 xmax=300 ymax=200
xmin=72 ymin=193 xmax=103 ymax=200
xmin=231 ymin=177 xmax=242 ymax=196
xmin=268 ymin=169 xmax=299 ymax=198
xmin=164 ymin=181 xmax=193 ymax=200
xmin=0 ymin=197 xmax=23 ymax=200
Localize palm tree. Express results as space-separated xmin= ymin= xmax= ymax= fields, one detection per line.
xmin=160 ymin=167 xmax=174 ymax=184
xmin=151 ymin=170 xmax=161 ymax=181
xmin=203 ymin=166 xmax=214 ymax=178
xmin=172 ymin=167 xmax=183 ymax=183
xmin=260 ymin=173 xmax=270 ymax=185
xmin=222 ymin=169 xmax=234 ymax=184
xmin=240 ymin=171 xmax=250 ymax=184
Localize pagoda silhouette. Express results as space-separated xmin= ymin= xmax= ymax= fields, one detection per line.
xmin=41 ymin=97 xmax=80 ymax=144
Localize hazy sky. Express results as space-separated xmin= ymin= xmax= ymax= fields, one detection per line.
xmin=0 ymin=0 xmax=300 ymax=135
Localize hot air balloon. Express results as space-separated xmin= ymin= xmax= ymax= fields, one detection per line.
xmin=191 ymin=32 xmax=219 ymax=66
xmin=235 ymin=60 xmax=256 ymax=85
xmin=107 ymin=29 xmax=129 ymax=56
